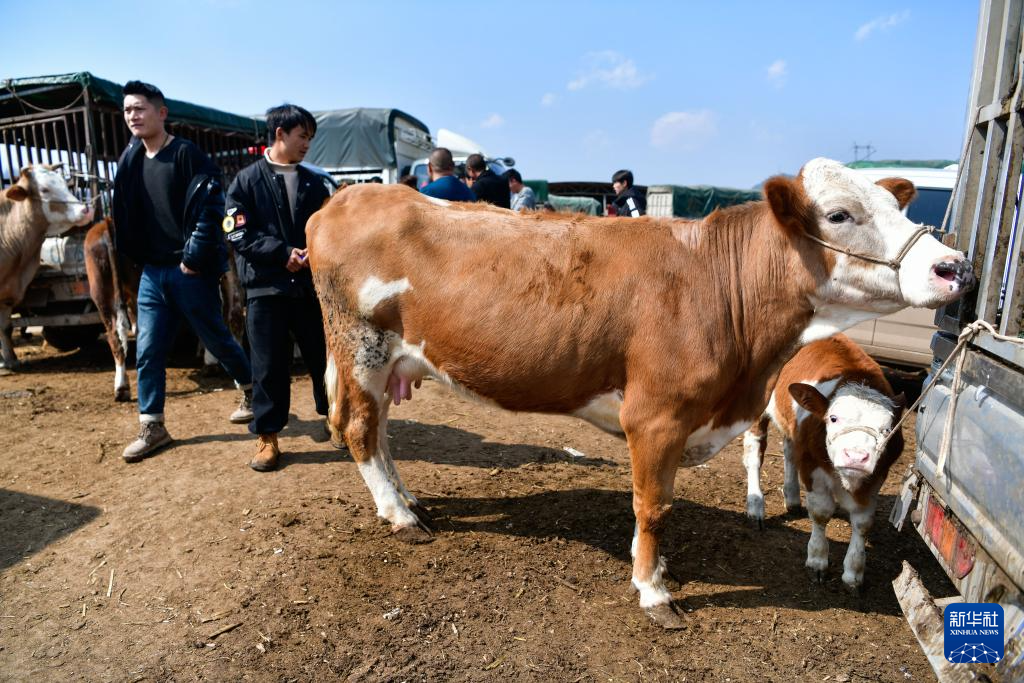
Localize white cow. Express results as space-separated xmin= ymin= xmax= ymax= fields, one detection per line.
xmin=1 ymin=165 xmax=94 ymax=368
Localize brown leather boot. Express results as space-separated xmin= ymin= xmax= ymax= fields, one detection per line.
xmin=250 ymin=433 xmax=280 ymax=472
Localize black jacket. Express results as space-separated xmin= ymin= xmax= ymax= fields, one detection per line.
xmin=112 ymin=136 xmax=227 ymax=274
xmin=225 ymin=158 xmax=332 ymax=299
xmin=470 ymin=169 xmax=511 ymax=209
xmin=612 ymin=186 xmax=646 ymax=217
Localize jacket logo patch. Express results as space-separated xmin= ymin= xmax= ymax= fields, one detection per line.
xmin=235 ymin=214 xmax=247 ymax=227
xmin=222 ymin=216 xmax=236 ymax=233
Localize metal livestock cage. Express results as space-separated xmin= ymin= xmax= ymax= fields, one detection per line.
xmin=0 ymin=72 xmax=265 ymax=344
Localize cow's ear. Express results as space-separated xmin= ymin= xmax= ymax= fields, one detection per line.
xmin=763 ymin=175 xmax=813 ymax=237
xmin=892 ymin=392 xmax=907 ymax=408
xmin=788 ymin=382 xmax=829 ymax=417
xmin=876 ymin=177 xmax=916 ymax=210
xmin=4 ymin=183 xmax=28 ymax=202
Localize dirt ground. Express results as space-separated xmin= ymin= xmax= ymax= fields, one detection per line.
xmin=0 ymin=334 xmax=960 ymax=682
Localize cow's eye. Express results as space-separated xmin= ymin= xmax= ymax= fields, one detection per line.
xmin=828 ymin=415 xmax=838 ymax=423
xmin=881 ymin=427 xmax=890 ymax=435
xmin=827 ymin=210 xmax=851 ymax=224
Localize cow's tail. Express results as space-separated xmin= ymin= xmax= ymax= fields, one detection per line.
xmin=102 ymin=224 xmax=132 ymax=356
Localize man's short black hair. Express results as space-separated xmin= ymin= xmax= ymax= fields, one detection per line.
xmin=612 ymin=169 xmax=634 ymax=188
xmin=429 ymin=147 xmax=455 ymax=172
xmin=466 ymin=153 xmax=486 ymax=173
xmin=506 ymin=169 xmax=523 ymax=184
xmin=123 ymin=80 xmax=165 ymax=108
xmin=265 ymin=104 xmax=317 ymax=145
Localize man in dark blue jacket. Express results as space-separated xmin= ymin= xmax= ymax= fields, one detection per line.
xmin=420 ymin=147 xmax=474 ymax=201
xmin=114 ymin=80 xmax=253 ymax=463
xmin=224 ymin=104 xmax=333 ymax=471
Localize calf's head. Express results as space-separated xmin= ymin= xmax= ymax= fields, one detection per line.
xmin=789 ymin=382 xmax=905 ymax=489
xmin=764 ymin=158 xmax=974 ymax=315
xmin=4 ymin=165 xmax=94 ymax=228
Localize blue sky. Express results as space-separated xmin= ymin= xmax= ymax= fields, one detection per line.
xmin=4 ymin=1 xmax=978 ymax=188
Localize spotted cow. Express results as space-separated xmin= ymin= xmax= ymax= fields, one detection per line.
xmin=306 ymin=158 xmax=974 ymax=628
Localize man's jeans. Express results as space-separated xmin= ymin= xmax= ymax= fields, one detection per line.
xmin=136 ymin=264 xmax=252 ymax=419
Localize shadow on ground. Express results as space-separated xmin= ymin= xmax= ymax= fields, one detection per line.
xmin=0 ymin=489 xmax=101 ymax=572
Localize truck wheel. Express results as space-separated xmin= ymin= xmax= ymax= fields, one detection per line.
xmin=42 ymin=324 xmax=103 ymax=352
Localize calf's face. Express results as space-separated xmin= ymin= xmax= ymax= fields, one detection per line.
xmin=789 ymin=382 xmax=903 ymax=489
xmin=798 ymin=158 xmax=974 ymax=311
xmin=4 ymin=166 xmax=94 ymax=228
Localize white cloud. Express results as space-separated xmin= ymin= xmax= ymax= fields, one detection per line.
xmin=567 ymin=51 xmax=652 ymax=91
xmin=541 ymin=92 xmax=557 ymax=107
xmin=650 ymin=110 xmax=717 ymax=149
xmin=480 ymin=113 xmax=504 ymax=129
xmin=766 ymin=59 xmax=787 ymax=87
xmin=855 ymin=10 xmax=910 ymax=41
xmin=582 ymin=129 xmax=611 ymax=149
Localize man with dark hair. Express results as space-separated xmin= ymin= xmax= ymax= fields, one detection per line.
xmin=611 ymin=169 xmax=646 ymax=217
xmin=224 ymin=103 xmax=333 ymax=471
xmin=114 ymin=80 xmax=254 ymax=463
xmin=420 ymin=147 xmax=474 ymax=201
xmin=506 ymin=169 xmax=536 ymax=211
xmin=465 ymin=153 xmax=511 ymax=208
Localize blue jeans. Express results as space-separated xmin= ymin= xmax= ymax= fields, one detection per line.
xmin=136 ymin=264 xmax=252 ymax=418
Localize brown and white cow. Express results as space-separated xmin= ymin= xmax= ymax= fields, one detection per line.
xmin=742 ymin=333 xmax=905 ymax=590
xmin=1 ymin=165 xmax=94 ymax=369
xmin=306 ymin=157 xmax=974 ymax=628
xmin=84 ymin=218 xmax=247 ymax=401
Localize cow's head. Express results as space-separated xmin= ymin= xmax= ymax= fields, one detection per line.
xmin=789 ymin=382 xmax=904 ymax=489
xmin=764 ymin=158 xmax=974 ymax=322
xmin=4 ymin=165 xmax=94 ymax=228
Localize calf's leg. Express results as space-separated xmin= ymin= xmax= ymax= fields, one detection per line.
xmin=841 ymin=500 xmax=876 ymax=590
xmin=805 ymin=471 xmax=836 ymax=582
xmin=782 ymin=436 xmax=802 ymax=512
xmin=0 ymin=306 xmax=17 ymax=369
xmin=742 ymin=416 xmax=769 ymax=527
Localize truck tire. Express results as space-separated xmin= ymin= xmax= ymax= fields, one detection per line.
xmin=42 ymin=324 xmax=103 ymax=352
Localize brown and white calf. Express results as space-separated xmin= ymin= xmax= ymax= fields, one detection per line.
xmin=742 ymin=334 xmax=905 ymax=590
xmin=306 ymin=157 xmax=974 ymax=628
xmin=1 ymin=165 xmax=94 ymax=368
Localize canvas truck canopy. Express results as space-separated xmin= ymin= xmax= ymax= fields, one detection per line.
xmin=304 ymin=108 xmax=431 ymax=175
xmin=0 ymin=72 xmax=264 ymax=136
xmin=846 ymin=159 xmax=957 ymax=170
xmin=646 ymin=184 xmax=762 ymax=219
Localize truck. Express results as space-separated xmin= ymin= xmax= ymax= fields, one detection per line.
xmin=302 ymin=108 xmax=433 ymax=185
xmin=0 ymin=72 xmax=265 ymax=349
xmin=888 ymin=1 xmax=1024 ymax=679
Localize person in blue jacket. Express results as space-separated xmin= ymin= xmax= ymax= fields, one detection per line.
xmin=419 ymin=147 xmax=474 ymax=201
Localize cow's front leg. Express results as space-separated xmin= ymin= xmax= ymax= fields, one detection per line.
xmin=0 ymin=308 xmax=19 ymax=370
xmin=742 ymin=416 xmax=769 ymax=528
xmin=782 ymin=437 xmax=802 ymax=513
xmin=841 ymin=501 xmax=876 ymax=591
xmin=625 ymin=412 xmax=689 ymax=629
xmin=805 ymin=470 xmax=836 ymax=583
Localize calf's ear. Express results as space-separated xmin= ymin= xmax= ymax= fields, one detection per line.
xmin=788 ymin=382 xmax=829 ymax=418
xmin=4 ymin=184 xmax=28 ymax=202
xmin=763 ymin=175 xmax=813 ymax=237
xmin=876 ymin=177 xmax=916 ymax=210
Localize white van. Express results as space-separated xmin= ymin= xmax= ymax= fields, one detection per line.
xmin=846 ymin=164 xmax=957 ymax=367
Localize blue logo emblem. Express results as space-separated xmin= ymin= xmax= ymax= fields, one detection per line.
xmin=945 ymin=603 xmax=1004 ymax=664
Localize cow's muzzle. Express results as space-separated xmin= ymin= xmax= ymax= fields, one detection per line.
xmin=933 ymin=258 xmax=976 ymax=292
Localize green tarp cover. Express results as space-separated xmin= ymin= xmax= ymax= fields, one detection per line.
xmin=304 ymin=108 xmax=430 ymax=170
xmin=648 ymin=184 xmax=762 ymax=219
xmin=524 ymin=179 xmax=549 ymax=202
xmin=846 ymin=159 xmax=956 ymax=169
xmin=0 ymin=72 xmax=264 ymax=136
xmin=548 ymin=194 xmax=602 ymax=215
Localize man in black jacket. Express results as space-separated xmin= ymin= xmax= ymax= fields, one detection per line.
xmin=224 ymin=104 xmax=332 ymax=472
xmin=611 ymin=169 xmax=646 ymax=217
xmin=466 ymin=153 xmax=511 ymax=208
xmin=114 ymin=80 xmax=253 ymax=463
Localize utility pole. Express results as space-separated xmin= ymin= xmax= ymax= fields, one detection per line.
xmin=852 ymin=142 xmax=876 ymax=162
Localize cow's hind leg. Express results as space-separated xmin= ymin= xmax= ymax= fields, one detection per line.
xmin=326 ymin=335 xmax=431 ymax=543
xmin=742 ymin=416 xmax=769 ymax=528
xmin=0 ymin=306 xmax=18 ymax=370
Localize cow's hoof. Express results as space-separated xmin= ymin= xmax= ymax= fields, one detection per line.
xmin=807 ymin=568 xmax=827 ymax=584
xmin=784 ymin=504 xmax=805 ymax=517
xmin=644 ymin=602 xmax=686 ymax=630
xmin=745 ymin=495 xmax=765 ymax=530
xmin=392 ymin=525 xmax=433 ymax=544
xmin=114 ymin=388 xmax=131 ymax=402
xmin=410 ymin=503 xmax=435 ymax=529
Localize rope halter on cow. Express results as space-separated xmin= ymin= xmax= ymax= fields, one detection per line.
xmin=804 ymin=226 xmax=931 ymax=271
xmin=826 ymin=423 xmax=887 ymax=449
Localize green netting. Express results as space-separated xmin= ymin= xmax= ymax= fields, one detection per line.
xmin=0 ymin=72 xmax=264 ymax=136
xmin=846 ymin=159 xmax=957 ymax=169
xmin=547 ymin=194 xmax=601 ymax=215
xmin=647 ymin=184 xmax=762 ymax=218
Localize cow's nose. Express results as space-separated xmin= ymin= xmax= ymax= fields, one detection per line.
xmin=843 ymin=448 xmax=870 ymax=465
xmin=934 ymin=257 xmax=977 ymax=292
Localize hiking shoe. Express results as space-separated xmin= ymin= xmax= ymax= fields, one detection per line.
xmin=250 ymin=433 xmax=281 ymax=472
xmin=122 ymin=422 xmax=173 ymax=463
xmin=230 ymin=388 xmax=254 ymax=424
